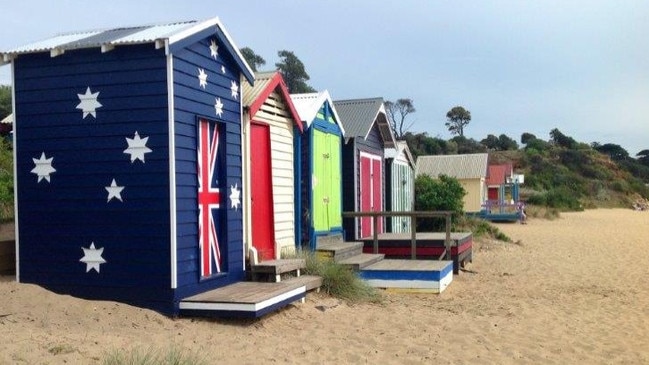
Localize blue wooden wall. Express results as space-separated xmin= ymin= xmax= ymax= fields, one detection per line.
xmin=14 ymin=30 xmax=248 ymax=314
xmin=14 ymin=45 xmax=174 ymax=312
xmin=171 ymin=35 xmax=245 ymax=301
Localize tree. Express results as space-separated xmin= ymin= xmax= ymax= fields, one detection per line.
xmin=0 ymin=85 xmax=11 ymax=121
xmin=445 ymin=106 xmax=471 ymax=137
xmin=498 ymin=134 xmax=519 ymax=150
xmin=275 ymin=50 xmax=315 ymax=93
xmin=521 ymin=132 xmax=536 ymax=145
xmin=593 ymin=143 xmax=629 ymax=161
xmin=637 ymin=150 xmax=649 ymax=166
xmin=414 ymin=174 xmax=466 ymax=231
xmin=549 ymin=128 xmax=577 ymax=149
xmin=481 ymin=134 xmax=500 ymax=150
xmin=240 ymin=47 xmax=266 ymax=72
xmin=451 ymin=136 xmax=486 ymax=154
xmin=403 ymin=132 xmax=456 ymax=158
xmin=385 ymin=99 xmax=415 ymax=139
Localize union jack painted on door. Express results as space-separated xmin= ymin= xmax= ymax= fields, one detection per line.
xmin=198 ymin=118 xmax=224 ymax=277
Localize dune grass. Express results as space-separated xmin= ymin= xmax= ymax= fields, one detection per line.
xmin=295 ymin=251 xmax=383 ymax=304
xmin=102 ymin=346 xmax=206 ymax=365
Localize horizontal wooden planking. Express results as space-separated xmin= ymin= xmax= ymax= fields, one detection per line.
xmin=171 ymin=37 xmax=246 ymax=294
xmin=13 ymin=43 xmax=170 ymax=299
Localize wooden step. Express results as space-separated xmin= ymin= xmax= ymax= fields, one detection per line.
xmin=316 ymin=241 xmax=363 ymax=262
xmin=314 ymin=233 xmax=345 ymax=247
xmin=359 ymin=259 xmax=454 ymax=293
xmin=337 ymin=253 xmax=385 ymax=271
xmin=282 ymin=274 xmax=323 ymax=292
xmin=251 ymin=258 xmax=306 ymax=282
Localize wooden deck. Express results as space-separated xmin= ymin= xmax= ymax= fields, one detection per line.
xmin=358 ymin=259 xmax=454 ymax=293
xmin=179 ymin=275 xmax=322 ymax=318
xmin=359 ymin=232 xmax=473 ymax=274
xmin=180 ymin=281 xmax=306 ymax=318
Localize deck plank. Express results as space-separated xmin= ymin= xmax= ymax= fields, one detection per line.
xmin=362 ymin=259 xmax=452 ymax=271
xmin=182 ymin=281 xmax=303 ymax=304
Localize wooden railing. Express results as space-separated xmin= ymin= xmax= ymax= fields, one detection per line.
xmin=341 ymin=211 xmax=454 ymax=260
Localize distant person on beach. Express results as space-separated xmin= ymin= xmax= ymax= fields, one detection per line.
xmin=519 ymin=204 xmax=527 ymax=224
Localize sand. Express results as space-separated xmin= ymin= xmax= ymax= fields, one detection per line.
xmin=1 ymin=208 xmax=649 ymax=364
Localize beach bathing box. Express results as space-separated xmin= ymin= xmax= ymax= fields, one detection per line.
xmin=486 ymin=163 xmax=514 ymax=203
xmin=290 ymin=91 xmax=345 ymax=249
xmin=2 ymin=18 xmax=255 ymax=315
xmin=333 ymin=98 xmax=395 ymax=240
xmin=415 ymin=153 xmax=488 ymax=213
xmin=384 ymin=140 xmax=415 ymax=233
xmin=241 ymin=71 xmax=303 ymax=261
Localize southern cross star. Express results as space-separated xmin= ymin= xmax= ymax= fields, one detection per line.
xmin=76 ymin=87 xmax=102 ymax=119
xmin=214 ymin=97 xmax=224 ymax=117
xmin=230 ymin=80 xmax=239 ymax=99
xmin=229 ymin=183 xmax=241 ymax=210
xmin=210 ymin=39 xmax=218 ymax=59
xmin=80 ymin=242 xmax=106 ymax=273
xmin=124 ymin=131 xmax=152 ymax=163
xmin=198 ymin=68 xmax=208 ymax=89
xmin=31 ymin=152 xmax=56 ymax=183
xmin=105 ymin=178 xmax=124 ymax=202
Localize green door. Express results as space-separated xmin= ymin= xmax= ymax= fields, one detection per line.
xmin=312 ymin=129 xmax=341 ymax=232
xmin=327 ymin=134 xmax=342 ymax=229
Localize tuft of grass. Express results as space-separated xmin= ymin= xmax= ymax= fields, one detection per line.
xmin=300 ymin=251 xmax=382 ymax=304
xmin=456 ymin=216 xmax=512 ymax=243
xmin=526 ymin=205 xmax=560 ymax=220
xmin=48 ymin=344 xmax=76 ymax=356
xmin=102 ymin=346 xmax=207 ymax=365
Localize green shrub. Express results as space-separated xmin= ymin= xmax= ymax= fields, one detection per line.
xmin=0 ymin=139 xmax=12 ymax=221
xmin=414 ymin=174 xmax=465 ymax=231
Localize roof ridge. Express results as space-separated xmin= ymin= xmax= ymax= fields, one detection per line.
xmin=333 ymin=97 xmax=383 ymax=104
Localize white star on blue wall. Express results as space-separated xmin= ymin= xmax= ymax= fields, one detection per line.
xmin=76 ymin=87 xmax=102 ymax=119
xmin=31 ymin=152 xmax=56 ymax=183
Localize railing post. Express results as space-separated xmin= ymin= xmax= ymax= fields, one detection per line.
xmin=411 ymin=214 xmax=417 ymax=260
xmin=373 ymin=213 xmax=379 ymax=254
xmin=445 ymin=213 xmax=452 ymax=260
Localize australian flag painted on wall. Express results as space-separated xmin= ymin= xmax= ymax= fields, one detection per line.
xmin=197 ymin=118 xmax=226 ymax=277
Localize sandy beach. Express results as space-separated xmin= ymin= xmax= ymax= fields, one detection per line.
xmin=2 ymin=208 xmax=649 ymax=364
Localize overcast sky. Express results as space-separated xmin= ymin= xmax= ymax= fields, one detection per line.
xmin=1 ymin=1 xmax=647 ymax=155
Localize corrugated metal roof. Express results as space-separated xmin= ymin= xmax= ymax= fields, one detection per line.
xmin=486 ymin=164 xmax=513 ymax=186
xmin=242 ymin=71 xmax=303 ymax=132
xmin=0 ymin=17 xmax=255 ymax=83
xmin=415 ymin=153 xmax=488 ymax=179
xmin=2 ymin=20 xmax=198 ymax=56
xmin=290 ymin=90 xmax=345 ymax=136
xmin=333 ymin=97 xmax=395 ymax=147
xmin=333 ymin=98 xmax=382 ymax=137
xmin=242 ymin=71 xmax=275 ymax=107
xmin=385 ymin=140 xmax=415 ymax=167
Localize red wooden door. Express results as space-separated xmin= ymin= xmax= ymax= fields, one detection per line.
xmin=488 ymin=187 xmax=498 ymax=201
xmin=360 ymin=156 xmax=372 ymax=238
xmin=372 ymin=158 xmax=383 ymax=234
xmin=250 ymin=123 xmax=275 ymax=261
